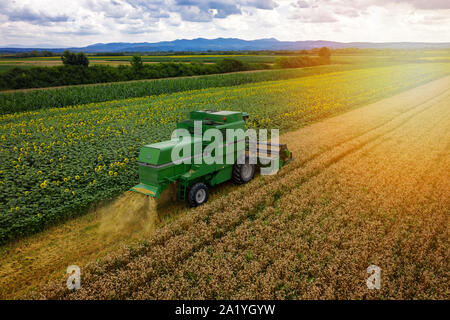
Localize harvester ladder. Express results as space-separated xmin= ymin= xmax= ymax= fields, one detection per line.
xmin=178 ymin=183 xmax=187 ymax=201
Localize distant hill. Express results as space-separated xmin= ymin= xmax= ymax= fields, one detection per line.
xmin=1 ymin=37 xmax=450 ymax=53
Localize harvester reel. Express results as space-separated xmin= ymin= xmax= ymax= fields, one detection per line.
xmin=188 ymin=183 xmax=209 ymax=207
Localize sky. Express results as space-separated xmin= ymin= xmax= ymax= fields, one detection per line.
xmin=0 ymin=0 xmax=449 ymax=47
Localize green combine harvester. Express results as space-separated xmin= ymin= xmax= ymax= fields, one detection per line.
xmin=131 ymin=110 xmax=292 ymax=207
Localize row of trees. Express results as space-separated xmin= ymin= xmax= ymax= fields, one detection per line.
xmin=90 ymin=48 xmax=333 ymax=57
xmin=274 ymin=47 xmax=332 ymax=69
xmin=0 ymin=48 xmax=331 ymax=90
xmin=60 ymin=48 xmax=331 ymax=67
xmin=0 ymin=59 xmax=269 ymax=90
xmin=1 ymin=50 xmax=55 ymax=58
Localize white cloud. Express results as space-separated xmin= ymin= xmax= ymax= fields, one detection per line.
xmin=0 ymin=0 xmax=449 ymax=46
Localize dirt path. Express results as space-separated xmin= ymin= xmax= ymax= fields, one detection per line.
xmin=2 ymin=76 xmax=449 ymax=299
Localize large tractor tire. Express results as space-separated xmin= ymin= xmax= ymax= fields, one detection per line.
xmin=232 ymin=158 xmax=256 ymax=185
xmin=188 ymin=183 xmax=209 ymax=207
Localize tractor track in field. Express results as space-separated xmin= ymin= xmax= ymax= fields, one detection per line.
xmin=32 ymin=75 xmax=450 ymax=299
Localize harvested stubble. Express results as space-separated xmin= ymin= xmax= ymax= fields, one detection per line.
xmin=34 ymin=76 xmax=450 ymax=300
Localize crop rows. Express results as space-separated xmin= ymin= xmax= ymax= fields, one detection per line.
xmin=1 ymin=63 xmax=450 ymax=243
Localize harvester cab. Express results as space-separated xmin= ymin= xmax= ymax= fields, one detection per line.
xmin=131 ymin=110 xmax=292 ymax=207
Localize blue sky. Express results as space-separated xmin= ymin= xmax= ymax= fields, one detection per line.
xmin=0 ymin=0 xmax=449 ymax=47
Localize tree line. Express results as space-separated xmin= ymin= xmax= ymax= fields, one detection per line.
xmin=0 ymin=49 xmax=331 ymax=90
xmin=274 ymin=47 xmax=332 ymax=68
xmin=0 ymin=50 xmax=55 ymax=58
